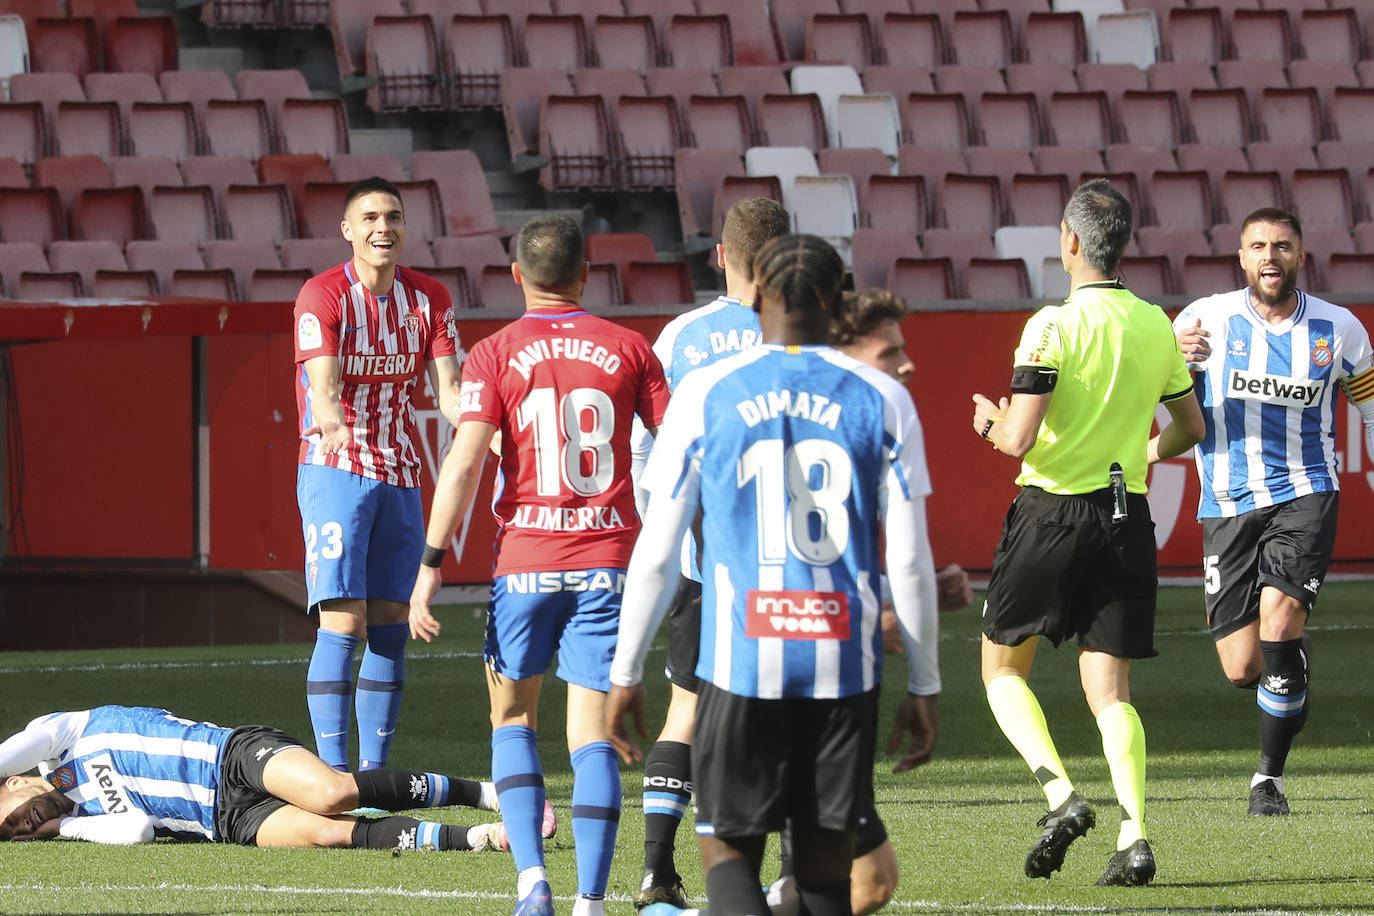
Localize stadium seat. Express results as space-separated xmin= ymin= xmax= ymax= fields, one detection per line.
xmin=695 ymin=0 xmax=783 ymax=66
xmin=10 ymin=70 xmax=84 ymax=135
xmin=860 ymin=173 xmax=927 ymax=235
xmin=1090 ymin=10 xmax=1158 ymax=70
xmin=1296 ymin=8 xmax=1361 ymax=67
xmin=1116 ymin=90 xmax=1182 ymax=148
xmin=203 ymin=99 xmax=272 ymax=160
xmin=1044 ymin=91 xmax=1112 ymax=149
xmin=718 ymin=65 xmax=790 ymax=123
xmin=674 ymin=148 xmax=744 ymax=241
xmin=200 ymin=0 xmax=279 ymax=29
xmin=1076 ymin=63 xmax=1147 ymax=116
xmin=645 ymin=67 xmax=713 ymax=113
xmin=1147 ymin=170 xmax=1213 ymax=229
xmin=169 ymin=266 xmax=237 ymax=300
xmin=850 ymin=227 xmax=921 ymax=291
xmin=895 ymin=144 xmax=965 ymax=189
xmin=805 ymin=13 xmax=875 ymax=72
xmin=594 ymin=16 xmax=660 ymax=74
xmin=86 ymin=71 xmax=165 ymax=119
xmin=473 ymin=264 xmax=523 ymax=310
xmin=0 ymin=157 xmax=29 ymax=188
xmin=258 ymin=154 xmax=332 ymax=210
xmin=1104 ymin=142 xmax=1175 ymax=179
xmin=47 ymin=239 xmax=126 ymax=295
xmin=0 ymin=103 xmax=45 ymax=169
xmin=71 ymin=186 xmax=145 ymax=245
xmin=280 ymin=238 xmax=350 ymax=275
xmin=4 ymin=0 xmax=61 ymax=34
xmin=576 ymin=68 xmax=647 ymax=117
xmin=181 ymin=156 xmax=258 ymax=211
xmin=790 ymin=173 xmax=858 ymax=265
xmin=1291 ymin=169 xmax=1355 ymax=230
xmin=53 ymin=99 xmax=121 ymax=160
xmin=1006 ymin=173 xmax=1069 ymax=226
xmin=581 ymin=261 xmax=624 ymax=310
xmin=235 ymin=68 xmax=310 ymax=135
xmin=1033 ymin=144 xmax=1103 ymax=178
xmin=832 ymin=94 xmax=901 ymax=155
xmin=1116 ymin=254 xmax=1172 ymax=298
xmin=16 ymin=269 xmax=80 ymax=299
xmin=33 ymin=154 xmax=109 ymax=221
xmin=1162 ymin=7 xmax=1222 ymax=66
xmin=410 ymin=149 xmax=504 ymax=237
xmin=757 ymin=93 xmax=827 ymax=151
xmin=103 ymin=16 xmax=179 ymax=76
xmin=1246 ymin=141 xmax=1318 ymax=187
xmin=501 ymin=68 xmax=574 ymax=168
xmin=616 ymin=95 xmax=682 ymax=190
xmin=992 ymin=225 xmax=1060 ymax=296
xmin=886 ymin=256 xmax=956 ymax=305
xmin=222 ymin=182 xmax=294 ymax=243
xmin=28 ymin=17 xmax=99 ymax=80
xmin=1005 ymin=63 xmax=1077 ymax=110
xmin=1328 ymin=88 xmax=1374 ymax=144
xmin=624 ymin=260 xmax=694 ymax=306
xmin=1217 ymin=170 xmax=1285 ymax=223
xmin=684 ymin=93 xmax=753 ymax=156
xmin=408 ymin=0 xmax=483 ymax=29
xmin=1215 ymin=60 xmax=1289 ymax=122
xmin=966 ymin=257 xmax=1032 ymax=299
xmin=366 ymin=15 xmax=444 ymax=112
xmin=538 ymin=95 xmax=615 ymax=191
xmin=820 ymin=146 xmax=893 ymax=191
xmin=1180 ymin=254 xmax=1244 ymax=294
xmin=159 ymin=70 xmax=236 ymax=126
xmin=933 ymin=64 xmax=1006 ymax=113
xmin=443 ymin=14 xmax=516 ymax=110
xmin=1135 ymin=225 xmax=1209 ymax=280
xmin=587 ymin=232 xmax=658 ymax=281
xmin=1257 ymin=86 xmax=1323 ymax=145
xmin=771 ymin=0 xmax=843 ymax=63
xmin=935 ymin=173 xmax=1001 ymax=234
xmin=278 ymin=98 xmax=350 ymax=159
xmin=1354 ymin=221 xmax=1374 ymax=254
xmin=1302 ymin=225 xmax=1355 ymax=283
xmin=0 ymin=241 xmax=49 ymax=295
xmin=1287 ymin=61 xmax=1359 ymax=108
xmin=523 ymin=14 xmax=591 ymax=75
xmin=975 ymin=92 xmax=1041 ymax=149
xmin=875 ymin=13 xmax=945 ymax=72
xmin=963 ymin=147 xmax=1033 ymax=194
xmin=292 ymin=181 xmax=350 ymax=240
xmin=900 ymin=93 xmax=969 ymax=148
xmin=1186 ymin=88 xmax=1252 ymax=146
xmin=149 ymin=185 xmax=218 ymax=245
xmin=864 ymin=65 xmax=935 ymax=100
xmin=664 ymin=14 xmax=733 ymax=72
xmin=330 ymin=152 xmax=406 ymax=184
xmin=744 ymin=145 xmax=820 ymax=198
xmin=203 ymin=239 xmax=281 ymax=300
xmin=1146 ymin=61 xmax=1216 ymax=96
xmin=91 ymin=268 xmax=157 ymax=298
xmin=330 ymin=0 xmax=406 ymax=80
xmin=841 ymin=0 xmax=917 ymax=38
xmin=1323 ymin=253 xmax=1374 ymax=294
xmin=1228 ymin=9 xmax=1293 ymax=65
xmin=950 ymin=10 xmax=1013 ymax=68
xmin=1021 ymin=12 xmax=1087 ymax=68
xmin=1316 ymin=140 xmax=1374 ymax=203
xmin=431 ymin=235 xmax=509 ymax=285
xmin=712 ymin=173 xmax=784 ymax=234
xmin=69 ymin=0 xmax=138 ymax=34
xmin=391 ymin=179 xmax=443 ymax=243
xmin=249 ymin=267 xmax=312 ymax=302
xmin=1175 ymin=142 xmax=1248 ymax=189
xmin=1207 ymin=221 xmax=1243 ymax=256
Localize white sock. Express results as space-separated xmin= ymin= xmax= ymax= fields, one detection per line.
xmin=480 ymin=781 xmax=499 ymax=811
xmin=517 ymin=866 xmax=548 ymax=899
xmin=1252 ymin=772 xmax=1284 ymax=793
xmin=571 ymin=895 xmax=604 ymax=916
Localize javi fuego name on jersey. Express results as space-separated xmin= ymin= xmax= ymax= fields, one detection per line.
xmin=506 ymin=337 xmax=623 ymax=380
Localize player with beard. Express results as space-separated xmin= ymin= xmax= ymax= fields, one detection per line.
xmin=1174 ymin=208 xmax=1374 ymax=816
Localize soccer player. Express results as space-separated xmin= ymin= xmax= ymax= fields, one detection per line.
xmin=294 ymin=176 xmax=464 ymax=773
xmin=1173 ymin=208 xmax=1374 ymax=816
xmin=610 ymin=234 xmax=941 ymax=916
xmin=408 ymin=213 xmax=670 ymax=916
xmin=0 ymin=705 xmax=504 ymax=851
xmin=971 ymin=180 xmax=1204 ymax=887
xmin=625 ymin=196 xmax=792 ymax=911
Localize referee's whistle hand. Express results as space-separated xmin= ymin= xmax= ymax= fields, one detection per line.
xmin=970 ymin=393 xmax=1008 ymax=438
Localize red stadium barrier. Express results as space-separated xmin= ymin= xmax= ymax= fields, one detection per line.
xmin=5 ymin=298 xmax=1374 ymax=584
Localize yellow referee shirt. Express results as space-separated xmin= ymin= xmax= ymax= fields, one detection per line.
xmin=1012 ymin=282 xmax=1195 ymax=495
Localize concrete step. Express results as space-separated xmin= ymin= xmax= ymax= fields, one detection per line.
xmin=178 ymin=45 xmax=244 ymax=78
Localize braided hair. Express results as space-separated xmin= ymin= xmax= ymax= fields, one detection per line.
xmin=750 ymin=234 xmax=845 ymax=317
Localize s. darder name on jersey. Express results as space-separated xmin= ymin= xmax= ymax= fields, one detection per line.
xmin=507 ymin=337 xmax=622 ymax=380
xmin=510 ymin=504 xmax=627 ymax=531
xmin=683 ymin=328 xmax=760 ymax=366
xmin=736 ymin=389 xmax=842 ymax=429
xmin=505 ymin=570 xmax=627 ymax=593
xmin=1228 ymin=368 xmax=1323 ymax=407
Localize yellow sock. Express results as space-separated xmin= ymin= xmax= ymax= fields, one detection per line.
xmin=986 ymin=675 xmax=1073 ymax=809
xmin=1097 ymin=701 xmax=1147 ymax=848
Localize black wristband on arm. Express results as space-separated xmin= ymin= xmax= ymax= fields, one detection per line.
xmin=420 ymin=544 xmax=447 ymax=568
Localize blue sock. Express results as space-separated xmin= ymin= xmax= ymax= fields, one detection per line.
xmin=306 ymin=629 xmax=359 ymax=770
xmin=570 ymin=740 xmax=621 ymax=898
xmin=492 ymin=725 xmax=546 ymax=873
xmin=356 ymin=622 xmax=407 ymax=770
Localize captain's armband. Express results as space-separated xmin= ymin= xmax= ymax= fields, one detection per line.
xmin=1010 ymin=365 xmax=1058 ymax=394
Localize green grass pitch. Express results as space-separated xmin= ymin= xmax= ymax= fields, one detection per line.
xmin=0 ymin=583 xmax=1370 ymax=915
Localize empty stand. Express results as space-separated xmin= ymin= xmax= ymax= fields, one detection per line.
xmin=1148 ymin=170 xmax=1213 ymax=229
xmin=444 ymin=15 xmax=517 ymax=110
xmin=993 ymin=225 xmax=1061 ymax=298
xmin=833 ymin=94 xmax=901 ymax=155
xmin=392 ymin=179 xmax=443 ymax=243
xmin=367 ymin=15 xmax=444 ymax=112
xmin=617 ymin=95 xmax=682 ymax=190
xmin=149 ymin=185 xmax=217 ymax=245
xmin=901 ymin=93 xmax=969 ymax=148
xmin=758 ymin=93 xmax=827 ymax=151
xmin=936 ymin=173 xmax=1001 ymax=234
xmin=1297 ymin=9 xmax=1361 ymax=67
xmin=281 ymin=238 xmax=350 ymax=275
xmin=1090 ymin=10 xmax=1158 ymax=70
xmin=587 ymin=232 xmax=658 ymax=281
xmin=860 ymin=173 xmax=927 ymax=235
xmin=539 ymin=95 xmax=615 ymax=191
xmin=411 ymin=149 xmax=504 ymax=238
xmin=772 ymin=0 xmax=843 ymax=62
xmin=47 ymin=239 xmax=126 ymax=294
xmin=1291 ymin=169 xmax=1355 ymax=230
xmin=674 ymin=147 xmax=744 ymax=241
xmin=1257 ymin=87 xmax=1322 ymax=145
xmin=850 ymin=227 xmax=921 ymax=291
xmin=1044 ymin=91 xmax=1112 ymax=149
xmin=1228 ymin=9 xmax=1293 ymax=65
xmin=684 ymin=95 xmax=753 ymax=153
xmin=712 ymin=173 xmax=784 ymax=234
xmin=1175 ymin=142 xmax=1248 ymax=188
xmin=524 ymin=14 xmax=590 ymax=75
xmin=54 ymin=99 xmax=121 ymax=160
xmin=502 ymin=68 xmax=573 ymax=167
xmin=695 ymin=0 xmax=782 ymax=66
xmin=805 ymin=13 xmax=874 ymax=72
xmin=820 ymin=146 xmax=893 ymax=191
xmin=331 ymin=152 xmax=406 ymax=184
xmin=876 ymin=13 xmax=945 ymax=72
xmin=103 ymin=16 xmax=179 ymax=76
xmin=222 ymin=182 xmax=294 ymax=243
xmin=0 ymin=158 xmax=30 ymax=188
xmin=17 ymin=270 xmax=80 ymax=299
xmin=976 ymin=92 xmax=1041 ymax=149
xmin=966 ymin=257 xmax=1032 ymax=300
xmin=279 ymin=98 xmax=350 ymax=159
xmin=1328 ymin=88 xmax=1374 ymax=144
xmin=125 ymin=238 xmax=203 ymax=292
xmin=91 ymin=268 xmax=157 ymax=298
xmin=645 ymin=67 xmax=712 ymax=112
xmin=950 ymin=9 xmax=1013 ymax=68
xmin=864 ymin=65 xmax=936 ymax=99
xmin=1246 ymin=141 xmax=1318 ymax=186
xmin=330 ymin=0 xmax=406 ymax=79
xmin=886 ymin=256 xmax=956 ymax=304
xmin=581 ymin=261 xmax=624 ymax=310
xmin=665 ymin=14 xmax=733 ymax=72
xmin=744 ymin=146 xmax=820 ymax=198
xmin=249 ymin=267 xmax=313 ymax=302
xmin=203 ymin=99 xmax=272 ymax=160
xmin=790 ymin=173 xmax=859 ymax=264
xmin=203 ymin=239 xmax=281 ymax=300
xmin=1117 ymin=255 xmax=1172 ymax=298
xmin=1136 ymin=225 xmax=1209 ymax=279
xmin=258 ymin=154 xmax=332 ymax=209
xmin=1323 ymin=253 xmax=1374 ymax=294
xmin=34 ymin=154 xmax=109 ymax=220
xmin=169 ymin=266 xmax=236 ymax=300
xmin=28 ymin=17 xmax=99 ymax=80
xmin=578 ymin=67 xmax=648 ymax=118
xmin=1116 ymin=90 xmax=1182 ymax=148
xmin=0 ymin=103 xmax=45 ymax=168
xmin=1022 ymin=12 xmax=1087 ymax=68
xmin=181 ymin=156 xmax=257 ymax=207
xmin=624 ymin=260 xmax=694 ymax=306
xmin=0 ymin=242 xmax=48 ymax=296
xmin=594 ymin=16 xmax=659 ymax=74
xmin=1146 ymin=60 xmax=1215 ymax=95
xmin=1180 ymin=254 xmax=1244 ymax=294
xmin=71 ymin=186 xmax=145 ymax=245
xmin=1006 ymin=174 xmax=1069 ymax=227
xmin=1162 ymin=7 xmax=1222 ymax=66
xmin=1032 ymin=144 xmax=1103 ymax=177
xmin=1187 ymin=88 xmax=1251 ymax=146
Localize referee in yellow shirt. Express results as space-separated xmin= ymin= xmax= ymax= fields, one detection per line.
xmin=971 ymin=179 xmax=1205 ymax=887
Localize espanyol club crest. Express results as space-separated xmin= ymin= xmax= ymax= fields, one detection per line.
xmin=1311 ymin=336 xmax=1333 ymax=368
xmin=49 ymin=766 xmax=76 ymax=789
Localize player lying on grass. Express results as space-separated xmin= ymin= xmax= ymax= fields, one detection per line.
xmin=0 ymin=704 xmax=553 ymax=850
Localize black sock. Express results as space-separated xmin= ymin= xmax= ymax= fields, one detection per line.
xmin=705 ymin=857 xmax=770 ymax=916
xmin=642 ymin=740 xmax=692 ymax=880
xmin=778 ymin=825 xmax=794 ymax=880
xmin=349 ymin=816 xmax=470 ymax=851
xmin=353 ymin=768 xmax=425 ymax=810
xmin=796 ymin=878 xmax=851 ymax=916
xmin=1257 ymin=637 xmax=1308 ymax=777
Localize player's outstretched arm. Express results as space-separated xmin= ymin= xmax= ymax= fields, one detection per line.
xmin=410 ymin=419 xmax=497 ymax=642
xmin=300 ymin=356 xmax=352 ymax=455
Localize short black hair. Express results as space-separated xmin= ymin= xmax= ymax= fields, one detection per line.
xmin=752 ymin=234 xmax=845 ymax=317
xmin=1062 ymin=179 xmax=1132 ymax=276
xmin=344 ymin=177 xmax=404 ymax=214
xmin=515 ymin=213 xmax=585 ymax=290
xmin=1241 ymin=207 xmax=1303 ymax=242
xmin=831 ymin=288 xmax=908 ymax=348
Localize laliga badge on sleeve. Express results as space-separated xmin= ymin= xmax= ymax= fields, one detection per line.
xmin=298 ymin=312 xmax=323 ymax=350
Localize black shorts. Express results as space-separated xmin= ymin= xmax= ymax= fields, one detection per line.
xmin=1202 ymin=491 xmax=1339 ymax=640
xmin=983 ymin=486 xmax=1159 ymax=659
xmin=665 ymin=575 xmax=703 ymax=691
xmin=854 ymin=804 xmax=888 ymax=859
xmin=692 ymin=682 xmax=877 ymax=839
xmin=213 ymin=725 xmax=304 ymax=846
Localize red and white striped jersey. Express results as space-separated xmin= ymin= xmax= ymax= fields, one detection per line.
xmin=294 ymin=261 xmax=462 ymax=487
xmin=460 ymin=306 xmax=670 ymax=573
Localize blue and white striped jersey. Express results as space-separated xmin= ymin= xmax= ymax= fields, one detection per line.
xmin=1175 ymin=289 xmax=1374 ymax=518
xmin=16 ymin=707 xmax=231 ymax=841
xmin=621 ymin=344 xmax=936 ymax=700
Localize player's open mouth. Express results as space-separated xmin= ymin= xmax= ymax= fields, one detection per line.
xmin=1259 ymin=267 xmax=1281 ymax=280
xmin=371 ymin=241 xmax=395 ymax=252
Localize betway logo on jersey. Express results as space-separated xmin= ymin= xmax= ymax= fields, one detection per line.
xmin=1228 ymin=368 xmax=1323 ymax=407
xmin=343 ymin=352 xmax=417 ymax=381
xmin=83 ymin=753 xmax=134 ymax=815
xmin=505 ymin=570 xmax=627 ymax=594
xmin=745 ymin=589 xmax=850 ymax=640
xmin=510 ymin=504 xmax=626 ymax=532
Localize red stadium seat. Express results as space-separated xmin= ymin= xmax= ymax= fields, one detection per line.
xmin=392 ymin=180 xmax=444 ymax=243
xmin=443 ymin=15 xmax=516 ymax=110
xmin=330 ymin=152 xmax=406 ymax=184
xmin=949 ymin=9 xmax=1012 ymax=68
xmin=1176 ymin=142 xmax=1248 ymax=189
xmin=203 ymin=99 xmax=272 ymax=161
xmin=1005 ymin=63 xmax=1076 ymax=110
xmin=409 ymin=149 xmax=504 ymax=238
xmin=91 ymin=268 xmax=156 ymax=298
xmin=329 ymin=0 xmax=406 ymax=79
xmin=757 ymin=93 xmax=827 ymax=151
xmin=875 ymin=13 xmax=945 ymax=72
xmin=1006 ymin=172 xmax=1069 ymax=226
xmin=1136 ymin=225 xmax=1209 ymax=281
xmin=124 ymin=240 xmax=204 ymax=296
xmin=587 ymin=232 xmax=658 ymax=281
xmin=975 ymin=92 xmax=1041 ymax=149
xmin=170 ymin=266 xmax=237 ymax=300
xmin=1291 ymin=169 xmax=1355 ymax=230
xmin=202 ymin=239 xmax=281 ymax=300
xmin=771 ymin=0 xmax=842 ymax=63
xmin=71 ymin=186 xmax=146 ymax=245
xmin=1257 ymin=86 xmax=1323 ymax=146
xmin=1162 ymin=7 xmax=1223 ymax=66
xmin=523 ymin=14 xmax=590 ymax=75
xmin=886 ymin=256 xmax=955 ymax=305
xmin=935 ymin=173 xmax=1001 ymax=234
xmin=280 ymin=238 xmax=351 ymax=275
xmin=0 ymin=241 xmax=49 ymax=296
xmin=965 ymin=257 xmax=1031 ymax=299
xmin=1116 ymin=90 xmax=1183 ymax=149
xmin=1296 ymin=8 xmax=1361 ymax=66
xmin=103 ymin=16 xmax=179 ymax=76
xmin=1328 ymin=88 xmax=1374 ymax=144
xmin=1227 ymin=9 xmax=1293 ymax=65
xmin=1217 ymin=170 xmax=1285 ymax=223
xmin=645 ymin=67 xmax=713 ymax=113
xmin=1186 ymin=88 xmax=1252 ymax=147
xmin=16 ymin=269 xmax=80 ymax=299
xmin=181 ymin=156 xmax=258 ymax=211
xmin=34 ymin=154 xmax=109 ymax=221
xmin=222 ymin=182 xmax=295 ymax=243
xmin=1116 ymin=254 xmax=1173 ymax=298
xmin=249 ymin=267 xmax=313 ymax=302
xmin=1020 ymin=12 xmax=1086 ymax=68
xmin=718 ymin=65 xmax=790 ymax=124
xmin=1180 ymin=254 xmax=1244 ymax=294
xmin=538 ymin=95 xmax=616 ymax=191
xmin=860 ymin=173 xmax=928 ymax=236
xmin=673 ymin=147 xmax=743 ymax=241
xmin=257 ymin=154 xmax=332 ymax=212
xmin=850 ymin=227 xmax=921 ymax=291
xmin=1323 ymin=253 xmax=1374 ymax=294
xmin=819 ymin=146 xmax=892 ymax=193
xmin=593 ymin=16 xmax=660 ymax=74
xmin=805 ymin=13 xmax=875 ymax=72
xmin=900 ymin=93 xmax=968 ymax=148
xmin=0 ymin=158 xmax=30 ymax=188
xmin=294 ymin=181 xmax=349 ymax=240
xmin=665 ymin=14 xmax=733 ymax=72
xmin=1044 ymin=91 xmax=1112 ymax=150
xmin=616 ymin=95 xmax=683 ymax=190
xmin=149 ymin=185 xmax=218 ymax=245
xmin=53 ymin=100 xmax=121 ymax=160
xmin=501 ymin=68 xmax=574 ymax=167
xmin=1147 ymin=170 xmax=1214 ymax=230
xmin=0 ymin=103 xmax=46 ymax=169
xmin=581 ymin=261 xmax=624 ymax=310
xmin=367 ymin=15 xmax=444 ymax=112
xmin=201 ymin=0 xmax=279 ymax=30
xmin=47 ymin=239 xmax=126 ymax=295
xmin=1146 ymin=61 xmax=1216 ymax=96
xmin=278 ymin=98 xmax=350 ymax=159
xmin=695 ymin=0 xmax=782 ymax=66
xmin=28 ymin=17 xmax=99 ymax=80
xmin=623 ymin=260 xmax=694 ymax=306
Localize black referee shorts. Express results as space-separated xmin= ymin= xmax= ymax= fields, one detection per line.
xmin=983 ymin=486 xmax=1159 ymax=659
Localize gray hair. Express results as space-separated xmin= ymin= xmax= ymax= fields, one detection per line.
xmin=1062 ymin=179 xmax=1132 ymax=276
